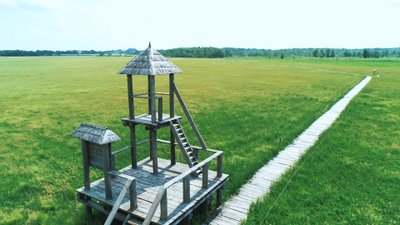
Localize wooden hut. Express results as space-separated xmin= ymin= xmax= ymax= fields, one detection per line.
xmin=72 ymin=43 xmax=228 ymax=225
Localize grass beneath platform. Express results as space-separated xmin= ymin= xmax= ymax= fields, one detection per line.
xmin=243 ymin=60 xmax=400 ymax=224
xmin=0 ymin=56 xmax=366 ymax=224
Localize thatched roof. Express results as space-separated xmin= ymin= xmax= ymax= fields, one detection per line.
xmin=71 ymin=122 xmax=120 ymax=145
xmin=118 ymin=42 xmax=182 ymax=75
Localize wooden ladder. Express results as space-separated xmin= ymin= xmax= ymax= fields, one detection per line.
xmin=170 ymin=119 xmax=202 ymax=175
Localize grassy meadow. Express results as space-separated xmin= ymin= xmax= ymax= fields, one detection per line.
xmin=243 ymin=60 xmax=400 ymax=224
xmin=0 ymin=56 xmax=378 ymax=224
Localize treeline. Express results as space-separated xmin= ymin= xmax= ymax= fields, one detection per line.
xmin=0 ymin=48 xmax=140 ymax=57
xmin=1 ymin=47 xmax=400 ymax=58
xmin=160 ymin=47 xmax=400 ymax=58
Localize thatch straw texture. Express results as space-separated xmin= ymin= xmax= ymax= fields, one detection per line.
xmin=71 ymin=123 xmax=120 ymax=145
xmin=118 ymin=43 xmax=182 ymax=75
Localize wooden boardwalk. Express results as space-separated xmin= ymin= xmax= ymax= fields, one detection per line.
xmin=208 ymin=76 xmax=372 ymax=225
xmin=77 ymin=158 xmax=228 ymax=225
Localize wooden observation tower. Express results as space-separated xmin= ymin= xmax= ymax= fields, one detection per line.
xmin=72 ymin=43 xmax=228 ymax=225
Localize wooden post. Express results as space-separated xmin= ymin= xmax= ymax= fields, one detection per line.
xmin=150 ymin=127 xmax=158 ymax=174
xmin=130 ymin=126 xmax=137 ymax=168
xmin=216 ymin=188 xmax=223 ymax=207
xmin=149 ymin=76 xmax=156 ymax=122
xmin=217 ymin=154 xmax=223 ymax=178
xmin=147 ymin=76 xmax=151 ymax=114
xmin=84 ymin=196 xmax=92 ymax=217
xmin=170 ymin=129 xmax=176 ymax=165
xmin=104 ymin=144 xmax=112 ymax=200
xmin=148 ymin=75 xmax=158 ymax=174
xmin=183 ymin=176 xmax=190 ymax=203
xmin=129 ymin=179 xmax=137 ymax=210
xmin=160 ymin=190 xmax=168 ymax=220
xmin=81 ymin=141 xmax=90 ymax=190
xmin=169 ymin=73 xmax=176 ymax=165
xmin=202 ymin=163 xmax=208 ymax=189
xmin=127 ymin=74 xmax=137 ymax=168
xmin=127 ymin=74 xmax=135 ymax=119
xmin=169 ymin=73 xmax=175 ymax=117
xmin=158 ymin=97 xmax=163 ymax=121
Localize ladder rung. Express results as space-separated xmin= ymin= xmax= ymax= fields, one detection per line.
xmin=176 ymin=128 xmax=182 ymax=132
xmin=180 ymin=138 xmax=186 ymax=142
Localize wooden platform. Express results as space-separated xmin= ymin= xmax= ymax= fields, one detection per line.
xmin=77 ymin=157 xmax=228 ymax=225
xmin=122 ymin=114 xmax=182 ymax=126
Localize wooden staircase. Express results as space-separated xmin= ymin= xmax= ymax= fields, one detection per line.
xmin=170 ymin=119 xmax=202 ymax=175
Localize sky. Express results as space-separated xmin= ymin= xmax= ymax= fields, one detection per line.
xmin=0 ymin=0 xmax=399 ymax=50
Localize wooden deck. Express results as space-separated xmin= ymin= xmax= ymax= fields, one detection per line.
xmin=208 ymin=76 xmax=372 ymax=225
xmin=77 ymin=157 xmax=228 ymax=225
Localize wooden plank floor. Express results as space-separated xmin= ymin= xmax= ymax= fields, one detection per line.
xmin=208 ymin=76 xmax=372 ymax=225
xmin=77 ymin=157 xmax=228 ymax=225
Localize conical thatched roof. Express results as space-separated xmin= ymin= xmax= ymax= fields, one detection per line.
xmin=71 ymin=123 xmax=120 ymax=145
xmin=118 ymin=43 xmax=182 ymax=75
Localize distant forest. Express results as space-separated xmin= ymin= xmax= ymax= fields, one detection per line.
xmin=1 ymin=47 xmax=400 ymax=58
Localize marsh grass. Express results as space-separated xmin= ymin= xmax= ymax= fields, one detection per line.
xmin=243 ymin=59 xmax=400 ymax=224
xmin=0 ymin=56 xmax=361 ymax=224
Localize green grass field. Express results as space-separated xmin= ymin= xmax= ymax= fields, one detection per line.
xmin=243 ymin=60 xmax=400 ymax=224
xmin=0 ymin=56 xmax=392 ymax=224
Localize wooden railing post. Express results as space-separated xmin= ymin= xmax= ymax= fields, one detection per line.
xmin=202 ymin=163 xmax=208 ymax=188
xmin=160 ymin=189 xmax=168 ymax=220
xmin=183 ymin=176 xmax=190 ymax=203
xmin=129 ymin=179 xmax=137 ymax=210
xmin=217 ymin=154 xmax=223 ymax=178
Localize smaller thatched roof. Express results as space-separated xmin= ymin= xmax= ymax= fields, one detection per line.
xmin=118 ymin=42 xmax=182 ymax=75
xmin=71 ymin=122 xmax=120 ymax=145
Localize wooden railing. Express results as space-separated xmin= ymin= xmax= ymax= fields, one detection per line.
xmin=142 ymin=148 xmax=223 ymax=225
xmin=173 ymin=84 xmax=207 ymax=150
xmin=104 ymin=173 xmax=137 ymax=225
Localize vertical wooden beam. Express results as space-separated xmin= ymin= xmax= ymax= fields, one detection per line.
xmin=216 ymin=188 xmax=223 ymax=207
xmin=127 ymin=74 xmax=137 ymax=168
xmin=129 ymin=179 xmax=137 ymax=210
xmin=150 ymin=128 xmax=158 ymax=174
xmin=160 ymin=189 xmax=168 ymax=220
xmin=149 ymin=76 xmax=156 ymax=122
xmin=183 ymin=176 xmax=190 ymax=203
xmin=158 ymin=97 xmax=163 ymax=121
xmin=202 ymin=163 xmax=208 ymax=189
xmin=217 ymin=154 xmax=223 ymax=178
xmin=147 ymin=76 xmax=151 ymax=114
xmin=81 ymin=141 xmax=90 ymax=190
xmin=169 ymin=73 xmax=175 ymax=117
xmin=103 ymin=144 xmax=112 ymax=200
xmin=169 ymin=73 xmax=176 ymax=165
xmin=130 ymin=126 xmax=137 ymax=168
xmin=148 ymin=75 xmax=158 ymax=174
xmin=127 ymin=74 xmax=134 ymax=119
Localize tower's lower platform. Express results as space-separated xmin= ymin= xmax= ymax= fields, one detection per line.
xmin=77 ymin=157 xmax=228 ymax=225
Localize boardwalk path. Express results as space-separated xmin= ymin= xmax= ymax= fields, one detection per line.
xmin=209 ymin=76 xmax=372 ymax=225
